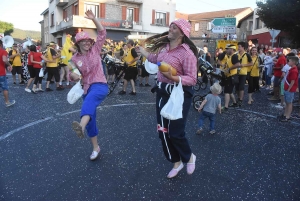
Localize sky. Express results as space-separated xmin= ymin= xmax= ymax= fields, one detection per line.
xmin=0 ymin=0 xmax=258 ymax=32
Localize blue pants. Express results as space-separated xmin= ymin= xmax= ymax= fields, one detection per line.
xmin=198 ymin=111 xmax=215 ymax=131
xmin=265 ymin=70 xmax=271 ymax=85
xmin=81 ymin=83 xmax=108 ymax=138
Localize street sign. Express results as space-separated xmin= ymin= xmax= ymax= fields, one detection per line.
xmin=269 ymin=29 xmax=280 ymax=38
xmin=211 ymin=18 xmax=236 ymax=26
xmin=270 ymin=39 xmax=277 ymax=43
xmin=211 ymin=26 xmax=236 ymax=34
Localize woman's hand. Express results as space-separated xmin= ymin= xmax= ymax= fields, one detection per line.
xmin=70 ymin=72 xmax=81 ymax=82
xmin=85 ymin=10 xmax=96 ymax=20
xmin=161 ymin=67 xmax=173 ymax=80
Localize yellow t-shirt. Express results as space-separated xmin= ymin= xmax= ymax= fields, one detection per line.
xmin=123 ymin=48 xmax=137 ymax=67
xmin=238 ymin=52 xmax=252 ymax=75
xmin=10 ymin=50 xmax=22 ymax=66
xmin=46 ymin=47 xmax=58 ymax=67
xmin=226 ymin=54 xmax=238 ymax=77
xmin=249 ymin=56 xmax=260 ymax=77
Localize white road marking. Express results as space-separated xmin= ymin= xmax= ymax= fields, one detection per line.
xmin=0 ymin=117 xmax=54 ymax=141
xmin=0 ymin=103 xmax=156 ymax=141
xmin=1 ymin=103 xmax=299 ymax=141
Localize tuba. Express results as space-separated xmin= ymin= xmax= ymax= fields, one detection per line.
xmin=1 ymin=35 xmax=14 ymax=48
xmin=23 ymin=37 xmax=33 ymax=49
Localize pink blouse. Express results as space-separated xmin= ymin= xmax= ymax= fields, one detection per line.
xmin=72 ymin=29 xmax=107 ymax=94
xmin=147 ymin=43 xmax=197 ymax=86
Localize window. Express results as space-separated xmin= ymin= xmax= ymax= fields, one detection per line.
xmin=74 ymin=4 xmax=79 ymax=15
xmin=127 ymin=8 xmax=134 ymax=21
xmin=51 ymin=12 xmax=54 ymax=27
xmin=195 ymin=23 xmax=199 ymax=31
xmin=84 ymin=3 xmax=99 ymax=17
xmin=255 ymin=18 xmax=260 ymax=29
xmin=155 ymin=12 xmax=166 ymax=26
xmin=57 ymin=38 xmax=62 ymax=47
xmin=248 ymin=21 xmax=253 ymax=31
xmin=63 ymin=9 xmax=67 ymax=20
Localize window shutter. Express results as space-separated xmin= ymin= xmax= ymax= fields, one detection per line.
xmin=72 ymin=5 xmax=75 ymax=15
xmin=122 ymin=6 xmax=127 ymax=20
xmin=100 ymin=3 xmax=106 ymax=18
xmin=166 ymin=12 xmax=170 ymax=26
xmin=134 ymin=8 xmax=139 ymax=23
xmin=152 ymin=9 xmax=155 ymax=25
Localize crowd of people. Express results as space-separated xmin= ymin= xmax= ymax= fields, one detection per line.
xmin=1 ymin=9 xmax=299 ymax=180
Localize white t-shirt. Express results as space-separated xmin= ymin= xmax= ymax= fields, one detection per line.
xmin=281 ymin=64 xmax=291 ymax=82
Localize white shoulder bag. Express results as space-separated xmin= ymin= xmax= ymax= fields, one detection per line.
xmin=160 ymin=77 xmax=184 ymax=120
xmin=67 ymin=81 xmax=84 ymax=104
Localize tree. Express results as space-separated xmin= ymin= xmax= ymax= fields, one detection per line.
xmin=0 ymin=21 xmax=14 ymax=35
xmin=256 ymin=0 xmax=300 ymax=46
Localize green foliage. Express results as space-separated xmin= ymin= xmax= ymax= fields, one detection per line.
xmin=11 ymin=28 xmax=41 ymax=40
xmin=0 ymin=20 xmax=14 ymax=34
xmin=256 ymin=0 xmax=300 ymax=45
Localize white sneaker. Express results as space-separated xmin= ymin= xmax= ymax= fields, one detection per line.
xmin=25 ymin=88 xmax=31 ymax=93
xmin=90 ymin=146 xmax=100 ymax=160
xmin=6 ymin=100 xmax=16 ymax=107
xmin=275 ymin=105 xmax=284 ymax=109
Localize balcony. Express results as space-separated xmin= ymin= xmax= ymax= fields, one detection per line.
xmin=56 ymin=0 xmax=68 ymax=7
xmin=117 ymin=0 xmax=143 ymax=4
xmin=56 ymin=16 xmax=135 ymax=31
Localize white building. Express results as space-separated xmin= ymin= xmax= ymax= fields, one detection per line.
xmin=40 ymin=0 xmax=176 ymax=47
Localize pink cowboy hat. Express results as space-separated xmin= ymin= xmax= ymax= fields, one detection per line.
xmin=170 ymin=18 xmax=191 ymax=38
xmin=75 ymin=31 xmax=94 ymax=43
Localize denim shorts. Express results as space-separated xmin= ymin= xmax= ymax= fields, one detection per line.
xmin=284 ymin=90 xmax=295 ymax=103
xmin=0 ymin=76 xmax=8 ymax=90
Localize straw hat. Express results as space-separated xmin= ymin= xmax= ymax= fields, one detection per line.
xmin=210 ymin=82 xmax=222 ymax=94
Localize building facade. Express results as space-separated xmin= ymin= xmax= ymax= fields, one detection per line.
xmin=238 ymin=8 xmax=290 ymax=47
xmin=40 ymin=0 xmax=176 ymax=48
xmin=187 ymin=7 xmax=253 ymax=39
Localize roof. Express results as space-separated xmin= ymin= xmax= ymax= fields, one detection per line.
xmin=175 ymin=12 xmax=189 ymax=20
xmin=237 ymin=11 xmax=254 ymax=28
xmin=40 ymin=8 xmax=49 ymax=16
xmin=188 ymin=7 xmax=252 ymax=21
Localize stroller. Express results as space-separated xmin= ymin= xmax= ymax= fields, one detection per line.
xmin=193 ymin=56 xmax=223 ymax=111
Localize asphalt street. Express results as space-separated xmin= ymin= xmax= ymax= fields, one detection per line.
xmin=0 ymin=74 xmax=300 ymax=201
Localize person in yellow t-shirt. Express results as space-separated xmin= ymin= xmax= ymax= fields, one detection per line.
xmin=118 ymin=39 xmax=139 ymax=95
xmin=9 ymin=44 xmax=24 ymax=85
xmin=220 ymin=45 xmax=240 ymax=111
xmin=236 ymin=42 xmax=253 ymax=106
xmin=247 ymin=47 xmax=262 ymax=105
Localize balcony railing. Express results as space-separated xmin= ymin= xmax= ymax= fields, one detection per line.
xmin=117 ymin=0 xmax=143 ymax=4
xmin=56 ymin=0 xmax=68 ymax=7
xmin=57 ymin=15 xmax=138 ymax=31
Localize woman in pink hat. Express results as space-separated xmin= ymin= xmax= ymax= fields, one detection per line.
xmin=71 ymin=10 xmax=108 ymax=160
xmin=136 ymin=19 xmax=198 ymax=178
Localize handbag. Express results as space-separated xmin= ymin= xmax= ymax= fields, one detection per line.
xmin=67 ymin=81 xmax=84 ymax=104
xmin=160 ymin=77 xmax=184 ymax=120
xmin=39 ymin=69 xmax=44 ymax=77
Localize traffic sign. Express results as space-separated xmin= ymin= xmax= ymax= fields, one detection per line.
xmin=211 ymin=18 xmax=236 ymax=26
xmin=211 ymin=26 xmax=236 ymax=34
xmin=270 ymin=39 xmax=277 ymax=43
xmin=269 ymin=29 xmax=280 ymax=39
